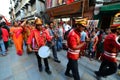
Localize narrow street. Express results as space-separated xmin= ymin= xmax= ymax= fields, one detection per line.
xmin=0 ymin=44 xmax=120 ymax=80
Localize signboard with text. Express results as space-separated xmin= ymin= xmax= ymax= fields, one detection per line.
xmin=87 ymin=20 xmax=99 ymax=28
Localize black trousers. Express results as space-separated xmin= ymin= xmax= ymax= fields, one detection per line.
xmin=46 ymin=41 xmax=58 ymax=60
xmin=118 ymin=63 xmax=120 ymax=69
xmin=98 ymin=60 xmax=117 ymax=77
xmin=65 ymin=58 xmax=80 ymax=80
xmin=4 ymin=41 xmax=8 ymax=50
xmin=35 ymin=52 xmax=50 ymax=70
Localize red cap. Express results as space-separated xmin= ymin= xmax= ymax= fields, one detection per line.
xmin=110 ymin=24 xmax=120 ymax=29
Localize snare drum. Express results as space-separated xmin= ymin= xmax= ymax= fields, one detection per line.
xmin=38 ymin=46 xmax=51 ymax=58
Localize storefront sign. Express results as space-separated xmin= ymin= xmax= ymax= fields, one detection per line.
xmin=87 ymin=20 xmax=99 ymax=28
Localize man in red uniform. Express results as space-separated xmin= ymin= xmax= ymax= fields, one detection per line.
xmin=27 ymin=18 xmax=52 ymax=74
xmin=94 ymin=24 xmax=120 ymax=79
xmin=65 ymin=23 xmax=86 ymax=80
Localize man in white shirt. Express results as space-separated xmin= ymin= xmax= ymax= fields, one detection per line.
xmin=63 ymin=22 xmax=71 ymax=32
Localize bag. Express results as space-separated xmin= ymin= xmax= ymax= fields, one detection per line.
xmin=46 ymin=41 xmax=53 ymax=49
xmin=0 ymin=28 xmax=2 ymax=40
xmin=62 ymin=43 xmax=68 ymax=50
xmin=64 ymin=29 xmax=71 ymax=40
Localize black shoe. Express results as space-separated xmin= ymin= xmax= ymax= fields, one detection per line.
xmin=65 ymin=72 xmax=73 ymax=77
xmin=54 ymin=59 xmax=61 ymax=63
xmin=48 ymin=56 xmax=51 ymax=59
xmin=96 ymin=76 xmax=101 ymax=80
xmin=1 ymin=53 xmax=7 ymax=56
xmin=102 ymin=76 xmax=107 ymax=78
xmin=45 ymin=70 xmax=52 ymax=75
xmin=94 ymin=71 xmax=101 ymax=77
xmin=39 ymin=67 xmax=42 ymax=72
xmin=94 ymin=71 xmax=102 ymax=80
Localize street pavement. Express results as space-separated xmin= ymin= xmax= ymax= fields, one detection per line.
xmin=0 ymin=45 xmax=120 ymax=80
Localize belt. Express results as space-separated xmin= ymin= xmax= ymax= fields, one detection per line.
xmin=104 ymin=51 xmax=116 ymax=58
xmin=68 ymin=48 xmax=80 ymax=54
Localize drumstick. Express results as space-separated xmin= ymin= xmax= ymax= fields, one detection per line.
xmin=31 ymin=48 xmax=38 ymax=52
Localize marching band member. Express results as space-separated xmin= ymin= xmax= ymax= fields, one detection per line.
xmin=27 ymin=18 xmax=52 ymax=75
xmin=65 ymin=22 xmax=87 ymax=80
xmin=94 ymin=24 xmax=120 ymax=79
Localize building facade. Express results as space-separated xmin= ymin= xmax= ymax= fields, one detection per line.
xmin=9 ymin=0 xmax=46 ymax=21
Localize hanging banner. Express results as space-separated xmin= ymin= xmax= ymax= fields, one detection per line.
xmin=58 ymin=0 xmax=63 ymax=5
xmin=52 ymin=0 xmax=57 ymax=7
xmin=46 ymin=0 xmax=52 ymax=8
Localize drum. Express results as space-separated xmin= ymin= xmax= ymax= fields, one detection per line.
xmin=38 ymin=46 xmax=51 ymax=58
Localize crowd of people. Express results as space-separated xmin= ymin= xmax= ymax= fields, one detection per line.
xmin=0 ymin=16 xmax=120 ymax=80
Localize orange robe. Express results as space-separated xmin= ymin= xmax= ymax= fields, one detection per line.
xmin=23 ymin=26 xmax=31 ymax=42
xmin=10 ymin=26 xmax=23 ymax=56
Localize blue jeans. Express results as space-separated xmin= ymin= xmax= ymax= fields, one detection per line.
xmin=0 ymin=39 xmax=6 ymax=55
xmin=56 ymin=36 xmax=63 ymax=51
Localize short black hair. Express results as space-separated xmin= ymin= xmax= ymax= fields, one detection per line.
xmin=111 ymin=29 xmax=116 ymax=33
xmin=1 ymin=22 xmax=6 ymax=26
xmin=0 ymin=23 xmax=2 ymax=27
xmin=75 ymin=23 xmax=85 ymax=27
xmin=0 ymin=16 xmax=2 ymax=20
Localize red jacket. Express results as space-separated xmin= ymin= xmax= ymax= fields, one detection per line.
xmin=102 ymin=33 xmax=120 ymax=62
xmin=27 ymin=29 xmax=52 ymax=49
xmin=1 ymin=28 xmax=9 ymax=41
xmin=67 ymin=29 xmax=81 ymax=60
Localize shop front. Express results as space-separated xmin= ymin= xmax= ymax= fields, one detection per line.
xmin=45 ymin=0 xmax=94 ymax=27
xmin=46 ymin=1 xmax=83 ymax=18
xmin=95 ymin=3 xmax=120 ymax=29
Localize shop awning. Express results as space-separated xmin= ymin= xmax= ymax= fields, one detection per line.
xmin=100 ymin=3 xmax=120 ymax=11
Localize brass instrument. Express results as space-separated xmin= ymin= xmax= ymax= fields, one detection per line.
xmin=116 ymin=35 xmax=120 ymax=45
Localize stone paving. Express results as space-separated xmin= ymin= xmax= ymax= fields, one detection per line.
xmin=0 ymin=45 xmax=120 ymax=80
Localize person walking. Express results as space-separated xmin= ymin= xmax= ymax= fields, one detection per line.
xmin=65 ymin=22 xmax=87 ymax=80
xmin=94 ymin=24 xmax=120 ymax=79
xmin=80 ymin=28 xmax=89 ymax=56
xmin=27 ymin=18 xmax=52 ymax=74
xmin=1 ymin=22 xmax=9 ymax=51
xmin=88 ymin=30 xmax=98 ymax=60
xmin=48 ymin=22 xmax=61 ymax=63
xmin=10 ymin=21 xmax=24 ymax=56
xmin=56 ymin=23 xmax=64 ymax=51
xmin=0 ymin=23 xmax=6 ymax=56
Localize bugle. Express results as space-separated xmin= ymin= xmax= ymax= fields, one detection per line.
xmin=116 ymin=35 xmax=120 ymax=45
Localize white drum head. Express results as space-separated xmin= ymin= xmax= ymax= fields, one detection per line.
xmin=38 ymin=46 xmax=51 ymax=58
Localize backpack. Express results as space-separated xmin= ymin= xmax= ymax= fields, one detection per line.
xmin=64 ymin=29 xmax=72 ymax=40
